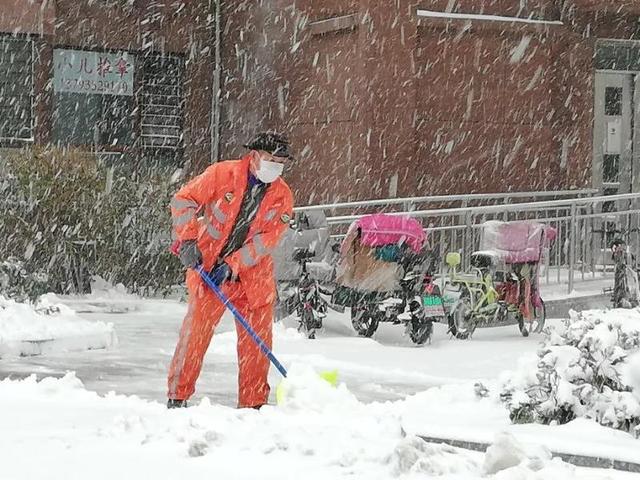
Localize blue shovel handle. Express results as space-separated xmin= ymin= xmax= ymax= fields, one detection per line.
xmin=195 ymin=265 xmax=288 ymax=378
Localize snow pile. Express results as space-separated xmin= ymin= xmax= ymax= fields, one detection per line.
xmin=483 ymin=432 xmax=551 ymax=474
xmin=275 ymin=363 xmax=357 ymax=410
xmin=500 ymin=308 xmax=640 ymax=435
xmin=481 ymin=432 xmax=595 ymax=479
xmin=388 ymin=436 xmax=480 ymax=476
xmin=0 ymin=373 xmax=610 ymax=480
xmin=0 ymin=295 xmax=116 ymax=357
xmin=44 ymin=275 xmax=146 ymax=313
xmin=402 ymin=382 xmax=640 ymax=466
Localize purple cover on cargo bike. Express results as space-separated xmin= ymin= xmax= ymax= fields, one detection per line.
xmin=351 ymin=213 xmax=425 ymax=253
xmin=480 ymin=221 xmax=557 ymax=264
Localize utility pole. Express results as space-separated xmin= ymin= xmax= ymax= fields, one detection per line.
xmin=210 ymin=0 xmax=222 ymax=164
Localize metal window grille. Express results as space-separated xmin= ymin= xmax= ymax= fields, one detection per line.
xmin=595 ymin=41 xmax=640 ymax=71
xmin=140 ymin=54 xmax=184 ymax=164
xmin=0 ymin=35 xmax=33 ymax=142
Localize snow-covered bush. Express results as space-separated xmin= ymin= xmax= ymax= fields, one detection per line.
xmin=0 ymin=147 xmax=182 ymax=296
xmin=500 ymin=309 xmax=640 ymax=436
xmin=0 ymin=258 xmax=48 ymax=303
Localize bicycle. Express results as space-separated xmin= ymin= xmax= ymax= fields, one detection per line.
xmin=444 ymin=251 xmax=526 ymax=339
xmin=292 ymin=247 xmax=343 ymax=339
xmin=609 ymin=237 xmax=640 ymax=308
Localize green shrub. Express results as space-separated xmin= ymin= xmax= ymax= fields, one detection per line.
xmin=499 ymin=309 xmax=640 ymax=437
xmin=0 ymin=146 xmax=183 ymax=296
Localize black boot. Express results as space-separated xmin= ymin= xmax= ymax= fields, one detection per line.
xmin=167 ymin=399 xmax=188 ymax=409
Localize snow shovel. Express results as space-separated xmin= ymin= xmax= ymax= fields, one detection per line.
xmin=194 ymin=265 xmax=338 ymax=403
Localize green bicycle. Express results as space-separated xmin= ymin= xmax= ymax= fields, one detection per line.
xmin=443 ymin=252 xmax=524 ymax=339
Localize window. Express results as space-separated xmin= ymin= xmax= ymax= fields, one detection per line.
xmin=603 ymin=187 xmax=619 ymax=214
xmin=140 ymin=54 xmax=185 ymax=166
xmin=53 ymin=94 xmax=134 ymax=147
xmin=603 ymin=154 xmax=620 ymax=184
xmin=605 ymin=87 xmax=622 ymax=116
xmin=52 ymin=48 xmax=135 ymax=149
xmin=0 ymin=36 xmax=33 ymax=142
xmin=595 ymin=41 xmax=640 ymax=71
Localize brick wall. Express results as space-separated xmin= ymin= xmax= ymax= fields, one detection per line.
xmin=219 ymin=1 xmax=638 ymax=204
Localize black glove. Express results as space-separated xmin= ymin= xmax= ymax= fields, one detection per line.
xmin=178 ymin=240 xmax=202 ymax=268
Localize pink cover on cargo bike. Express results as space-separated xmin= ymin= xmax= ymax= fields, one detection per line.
xmin=480 ymin=221 xmax=555 ymax=264
xmin=354 ymin=213 xmax=425 ymax=253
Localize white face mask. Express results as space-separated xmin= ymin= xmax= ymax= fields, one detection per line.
xmin=255 ymin=158 xmax=284 ymax=183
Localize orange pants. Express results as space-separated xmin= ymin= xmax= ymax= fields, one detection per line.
xmin=167 ymin=270 xmax=274 ymax=407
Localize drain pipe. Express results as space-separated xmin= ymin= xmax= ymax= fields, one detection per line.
xmin=210 ymin=0 xmax=222 ymax=164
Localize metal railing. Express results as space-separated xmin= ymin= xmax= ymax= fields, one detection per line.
xmin=296 ymin=190 xmax=640 ymax=295
xmin=293 ymin=189 xmax=598 ymax=214
xmin=420 ymin=193 xmax=640 ymax=294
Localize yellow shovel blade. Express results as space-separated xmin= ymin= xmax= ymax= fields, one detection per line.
xmin=318 ymin=369 xmax=339 ymax=387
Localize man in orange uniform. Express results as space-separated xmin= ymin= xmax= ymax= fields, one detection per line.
xmin=167 ymin=132 xmax=294 ymax=409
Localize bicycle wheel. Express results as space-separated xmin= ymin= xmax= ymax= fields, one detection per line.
xmin=298 ymin=307 xmax=317 ymax=339
xmin=351 ymin=305 xmax=380 ymax=337
xmin=448 ymin=291 xmax=475 ymax=340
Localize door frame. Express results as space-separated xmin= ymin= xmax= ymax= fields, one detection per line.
xmin=593 ymin=71 xmax=636 ymax=194
xmin=594 ymin=38 xmax=640 ymax=194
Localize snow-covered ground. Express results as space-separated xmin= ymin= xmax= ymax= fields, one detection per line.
xmin=2 ymin=292 xmax=639 ymax=478
xmin=2 ymin=370 xmax=637 ymax=479
xmin=538 ymin=268 xmax=614 ymax=301
xmin=0 ymin=295 xmax=546 ymax=404
xmin=0 ymin=295 xmax=116 ymax=357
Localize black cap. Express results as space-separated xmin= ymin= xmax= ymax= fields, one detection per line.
xmin=243 ymin=132 xmax=291 ymax=158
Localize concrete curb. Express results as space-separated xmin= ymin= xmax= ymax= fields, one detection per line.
xmin=418 ymin=435 xmax=640 ymax=473
xmin=545 ymin=294 xmax=611 ymax=318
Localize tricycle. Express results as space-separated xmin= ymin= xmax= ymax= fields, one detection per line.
xmin=332 ymin=213 xmax=445 ymax=345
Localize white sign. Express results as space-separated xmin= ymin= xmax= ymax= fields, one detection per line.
xmin=54 ymin=49 xmax=134 ymax=96
xmin=606 ymin=118 xmax=622 ymax=154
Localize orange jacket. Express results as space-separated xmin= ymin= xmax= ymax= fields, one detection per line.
xmin=171 ymin=154 xmax=294 ymax=307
